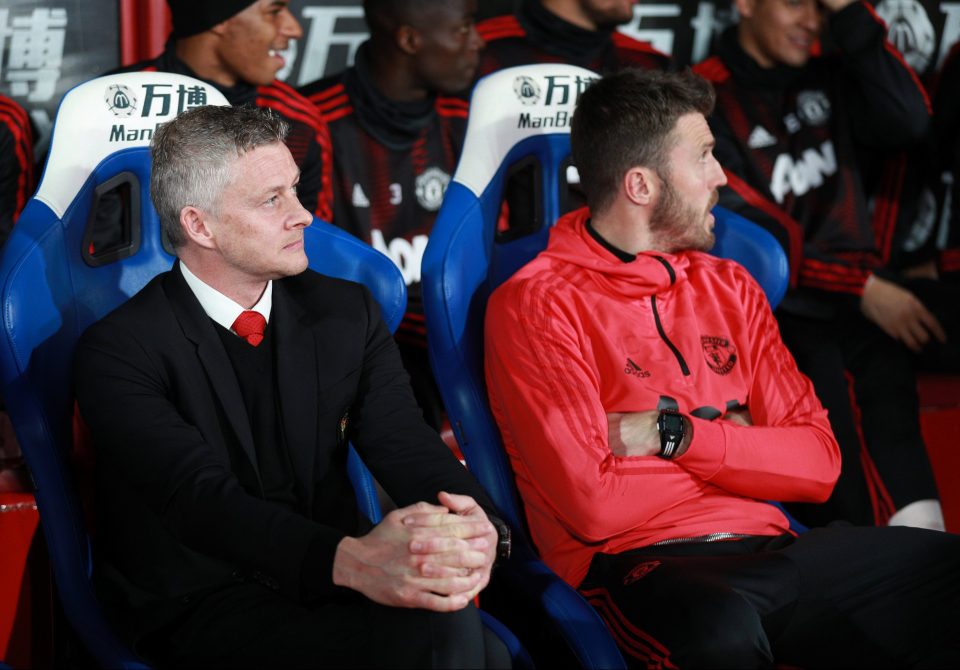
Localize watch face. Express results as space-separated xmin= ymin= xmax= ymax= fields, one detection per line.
xmin=661 ymin=412 xmax=683 ymax=433
xmin=658 ymin=410 xmax=684 ymax=459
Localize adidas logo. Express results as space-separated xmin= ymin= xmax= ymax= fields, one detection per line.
xmin=623 ymin=358 xmax=651 ymax=379
xmin=747 ymin=125 xmax=777 ymax=149
xmin=352 ymin=183 xmax=370 ymax=208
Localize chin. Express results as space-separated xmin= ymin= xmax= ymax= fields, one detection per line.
xmin=782 ymin=50 xmax=812 ymax=68
xmin=439 ymin=74 xmax=474 ymax=96
xmin=243 ymin=67 xmax=279 ymax=87
xmin=702 ymin=232 xmax=716 ymax=252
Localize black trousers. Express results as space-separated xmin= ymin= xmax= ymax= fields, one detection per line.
xmin=139 ymin=581 xmax=509 ymax=669
xmin=578 ymin=526 xmax=960 ymax=669
xmin=776 ymin=309 xmax=939 ymax=527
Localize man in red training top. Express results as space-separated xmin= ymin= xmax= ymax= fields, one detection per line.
xmin=485 ymin=67 xmax=960 ymax=669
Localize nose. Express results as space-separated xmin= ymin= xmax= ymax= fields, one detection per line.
xmin=469 ymin=23 xmax=485 ymax=52
xmin=280 ymin=8 xmax=303 ymax=40
xmin=710 ymin=155 xmax=727 ymax=189
xmin=799 ymin=0 xmax=822 ymax=32
xmin=287 ymin=195 xmax=313 ymax=229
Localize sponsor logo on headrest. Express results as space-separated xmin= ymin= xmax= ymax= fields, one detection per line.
xmin=512 ymin=73 xmax=598 ymax=130
xmin=105 ymin=84 xmax=138 ymax=117
xmin=514 ymin=76 xmax=541 ymax=105
xmin=103 ymin=81 xmax=215 ymax=143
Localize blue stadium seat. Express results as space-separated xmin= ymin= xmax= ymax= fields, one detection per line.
xmin=0 ymin=72 xmax=531 ymax=668
xmin=423 ymin=64 xmax=791 ymax=668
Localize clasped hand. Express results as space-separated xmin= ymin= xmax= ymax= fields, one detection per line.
xmin=333 ymin=491 xmax=496 ymax=612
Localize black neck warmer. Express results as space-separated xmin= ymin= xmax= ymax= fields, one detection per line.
xmin=342 ymin=42 xmax=437 ymax=151
xmin=519 ymin=0 xmax=615 ymax=66
xmin=716 ymin=26 xmax=805 ymax=91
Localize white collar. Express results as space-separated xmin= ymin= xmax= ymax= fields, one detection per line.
xmin=179 ymin=262 xmax=272 ymax=333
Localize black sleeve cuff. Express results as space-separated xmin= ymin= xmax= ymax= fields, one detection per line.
xmin=300 ymin=528 xmax=351 ymax=602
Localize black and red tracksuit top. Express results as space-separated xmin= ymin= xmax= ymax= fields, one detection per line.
xmin=300 ymin=43 xmax=468 ymax=349
xmin=475 ymin=0 xmax=671 ymax=79
xmin=120 ymin=45 xmax=333 ymax=221
xmin=919 ymin=41 xmax=960 ymax=278
xmin=1 ymin=94 xmax=35 ymax=245
xmin=694 ymin=1 xmax=930 ymax=318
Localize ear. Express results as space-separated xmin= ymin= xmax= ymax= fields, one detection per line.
xmin=395 ymin=25 xmax=421 ymax=56
xmin=733 ymin=0 xmax=755 ymax=19
xmin=180 ymin=206 xmax=218 ymax=250
xmin=208 ymin=17 xmax=232 ymax=37
xmin=623 ymin=167 xmax=657 ymax=206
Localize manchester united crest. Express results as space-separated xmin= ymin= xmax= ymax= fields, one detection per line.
xmin=623 ymin=560 xmax=661 ymax=586
xmin=414 ymin=167 xmax=450 ymax=211
xmin=702 ymin=336 xmax=737 ymax=376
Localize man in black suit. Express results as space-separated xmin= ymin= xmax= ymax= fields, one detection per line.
xmin=75 ymin=104 xmax=509 ymax=668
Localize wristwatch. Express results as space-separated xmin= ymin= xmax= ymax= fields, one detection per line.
xmin=490 ymin=515 xmax=512 ymax=563
xmin=657 ymin=408 xmax=684 ymax=459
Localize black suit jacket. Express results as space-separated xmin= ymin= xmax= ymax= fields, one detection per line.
xmin=75 ymin=264 xmax=494 ymax=639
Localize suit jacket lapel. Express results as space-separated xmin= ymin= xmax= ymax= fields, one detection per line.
xmin=163 ymin=263 xmax=260 ymax=480
xmin=272 ymin=280 xmax=320 ymax=509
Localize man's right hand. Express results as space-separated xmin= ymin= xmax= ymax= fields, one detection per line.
xmin=331 ymin=501 xmax=489 ymax=612
xmin=860 ymin=274 xmax=946 ymax=353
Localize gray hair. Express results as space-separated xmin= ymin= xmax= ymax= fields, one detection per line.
xmin=150 ymin=104 xmax=289 ymax=248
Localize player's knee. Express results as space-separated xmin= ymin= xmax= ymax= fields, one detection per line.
xmin=672 ymin=591 xmax=773 ymax=669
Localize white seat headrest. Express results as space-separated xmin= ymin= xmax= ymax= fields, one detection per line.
xmin=454 ymin=63 xmax=598 ymax=197
xmin=36 ymin=72 xmax=230 ymax=218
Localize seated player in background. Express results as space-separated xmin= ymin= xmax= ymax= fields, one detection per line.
xmin=300 ymin=0 xmax=485 ymax=430
xmin=116 ymin=0 xmax=332 ymax=220
xmin=694 ymin=0 xmax=946 ymax=530
xmin=475 ymin=0 xmax=670 ymax=78
xmin=1 ymin=94 xmax=36 ymax=246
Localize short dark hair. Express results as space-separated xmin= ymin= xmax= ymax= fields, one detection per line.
xmin=571 ymin=68 xmax=716 ymax=215
xmin=151 ymin=104 xmax=288 ymax=248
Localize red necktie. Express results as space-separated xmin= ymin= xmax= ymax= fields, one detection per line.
xmin=232 ymin=310 xmax=266 ymax=347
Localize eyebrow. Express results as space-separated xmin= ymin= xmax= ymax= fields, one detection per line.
xmin=254 ymin=169 xmax=301 ymax=199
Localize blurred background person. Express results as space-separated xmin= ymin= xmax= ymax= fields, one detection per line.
xmin=475 ymin=0 xmax=671 ymax=78
xmin=300 ymin=0 xmax=484 ymax=431
xmin=1 ymin=94 xmax=35 ymax=246
xmin=695 ymin=0 xmax=945 ymax=530
xmin=116 ymin=0 xmax=332 ymax=221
